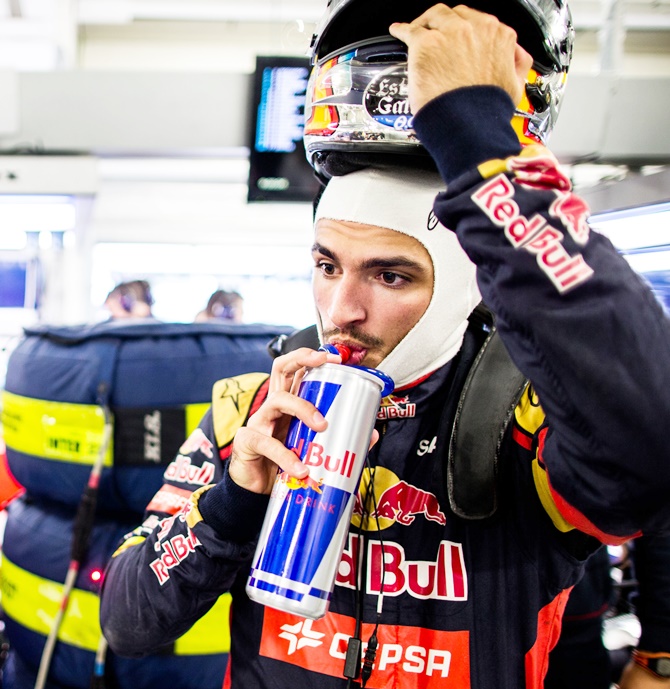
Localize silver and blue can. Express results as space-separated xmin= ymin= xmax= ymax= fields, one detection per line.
xmin=246 ymin=358 xmax=394 ymax=620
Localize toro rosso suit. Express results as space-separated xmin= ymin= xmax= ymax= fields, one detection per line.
xmin=100 ymin=86 xmax=670 ymax=689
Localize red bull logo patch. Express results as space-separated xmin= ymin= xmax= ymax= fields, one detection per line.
xmin=149 ymin=528 xmax=201 ymax=585
xmin=352 ymin=467 xmax=446 ymax=530
xmin=337 ymin=533 xmax=468 ymax=601
xmin=377 ymin=394 xmax=416 ymax=420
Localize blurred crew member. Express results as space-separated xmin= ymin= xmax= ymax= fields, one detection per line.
xmin=195 ymin=290 xmax=244 ymax=323
xmin=104 ymin=280 xmax=154 ymax=319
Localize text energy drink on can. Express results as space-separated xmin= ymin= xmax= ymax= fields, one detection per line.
xmin=246 ymin=361 xmax=394 ymax=620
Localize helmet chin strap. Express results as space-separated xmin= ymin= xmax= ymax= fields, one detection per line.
xmin=314 ymin=166 xmax=481 ymax=390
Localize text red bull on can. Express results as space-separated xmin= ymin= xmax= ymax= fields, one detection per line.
xmin=246 ymin=361 xmax=394 ymax=620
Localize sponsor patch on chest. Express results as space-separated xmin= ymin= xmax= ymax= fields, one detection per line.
xmin=260 ymin=608 xmax=471 ymax=689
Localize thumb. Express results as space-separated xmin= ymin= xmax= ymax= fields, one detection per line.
xmin=513 ymin=45 xmax=534 ymax=104
xmin=389 ymin=21 xmax=411 ymax=45
xmin=369 ymin=428 xmax=380 ymax=451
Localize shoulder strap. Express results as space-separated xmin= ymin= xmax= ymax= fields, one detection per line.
xmin=267 ymin=325 xmax=319 ymax=358
xmin=447 ymin=326 xmax=528 ymax=519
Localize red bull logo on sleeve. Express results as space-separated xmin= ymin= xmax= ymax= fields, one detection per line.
xmin=506 ymin=147 xmax=572 ymax=193
xmin=164 ymin=455 xmax=215 ymax=487
xmin=149 ymin=505 xmax=202 ymax=585
xmin=549 ymin=192 xmax=591 ymax=246
xmin=178 ymin=428 xmax=214 ymax=459
xmin=472 ymin=173 xmax=594 ymax=293
xmin=149 ymin=528 xmax=201 ymax=585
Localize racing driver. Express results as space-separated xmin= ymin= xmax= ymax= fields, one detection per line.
xmin=99 ymin=3 xmax=670 ymax=689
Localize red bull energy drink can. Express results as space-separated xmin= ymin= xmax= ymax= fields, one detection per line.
xmin=246 ymin=359 xmax=394 ymax=620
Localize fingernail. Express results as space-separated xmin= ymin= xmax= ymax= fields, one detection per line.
xmin=313 ymin=411 xmax=325 ymax=425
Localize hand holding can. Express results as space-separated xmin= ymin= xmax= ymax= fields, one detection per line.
xmin=246 ymin=356 xmax=394 ymax=619
xmin=229 ymin=348 xmax=339 ymax=496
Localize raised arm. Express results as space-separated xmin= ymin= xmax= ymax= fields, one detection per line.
xmin=392 ymin=4 xmax=670 ymax=540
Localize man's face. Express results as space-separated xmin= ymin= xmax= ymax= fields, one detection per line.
xmin=313 ymin=218 xmax=434 ymax=369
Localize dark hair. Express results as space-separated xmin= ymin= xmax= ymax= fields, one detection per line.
xmin=106 ymin=280 xmax=154 ymax=312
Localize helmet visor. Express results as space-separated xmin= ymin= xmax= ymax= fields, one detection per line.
xmin=304 ymin=37 xmax=569 ymax=165
xmin=305 ymin=38 xmax=420 ymax=157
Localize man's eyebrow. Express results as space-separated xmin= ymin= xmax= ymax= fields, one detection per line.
xmin=311 ymin=242 xmax=334 ymax=259
xmin=360 ymin=257 xmax=427 ymax=273
xmin=312 ymin=242 xmax=427 ymax=274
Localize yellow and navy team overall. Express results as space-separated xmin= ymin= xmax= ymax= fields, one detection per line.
xmin=100 ymin=86 xmax=670 ymax=689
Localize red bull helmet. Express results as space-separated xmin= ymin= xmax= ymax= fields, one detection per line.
xmin=304 ymin=0 xmax=574 ymax=176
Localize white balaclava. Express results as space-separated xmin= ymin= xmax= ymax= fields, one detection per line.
xmin=314 ymin=166 xmax=481 ymax=389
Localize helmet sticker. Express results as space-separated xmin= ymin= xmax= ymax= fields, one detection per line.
xmin=363 ymin=65 xmax=414 ymax=131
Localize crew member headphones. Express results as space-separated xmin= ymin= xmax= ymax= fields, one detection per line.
xmin=118 ymin=281 xmax=154 ymax=313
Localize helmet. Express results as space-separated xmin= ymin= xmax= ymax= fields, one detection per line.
xmin=304 ymin=0 xmax=574 ymax=177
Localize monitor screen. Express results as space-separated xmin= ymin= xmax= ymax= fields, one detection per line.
xmin=247 ymin=56 xmax=321 ymax=203
xmin=0 ymin=262 xmax=28 ymax=308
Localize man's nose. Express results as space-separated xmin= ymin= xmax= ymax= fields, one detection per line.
xmin=327 ymin=277 xmax=366 ymax=328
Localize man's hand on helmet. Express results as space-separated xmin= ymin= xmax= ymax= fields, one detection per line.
xmin=389 ymin=4 xmax=533 ymax=114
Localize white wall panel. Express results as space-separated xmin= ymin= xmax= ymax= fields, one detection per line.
xmin=0 ymin=71 xmax=251 ymax=153
xmin=0 ymin=70 xmax=18 ymax=136
xmin=1 ymin=71 xmax=669 ymax=164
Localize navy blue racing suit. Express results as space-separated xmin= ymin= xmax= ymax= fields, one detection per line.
xmin=99 ymin=86 xmax=670 ymax=689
